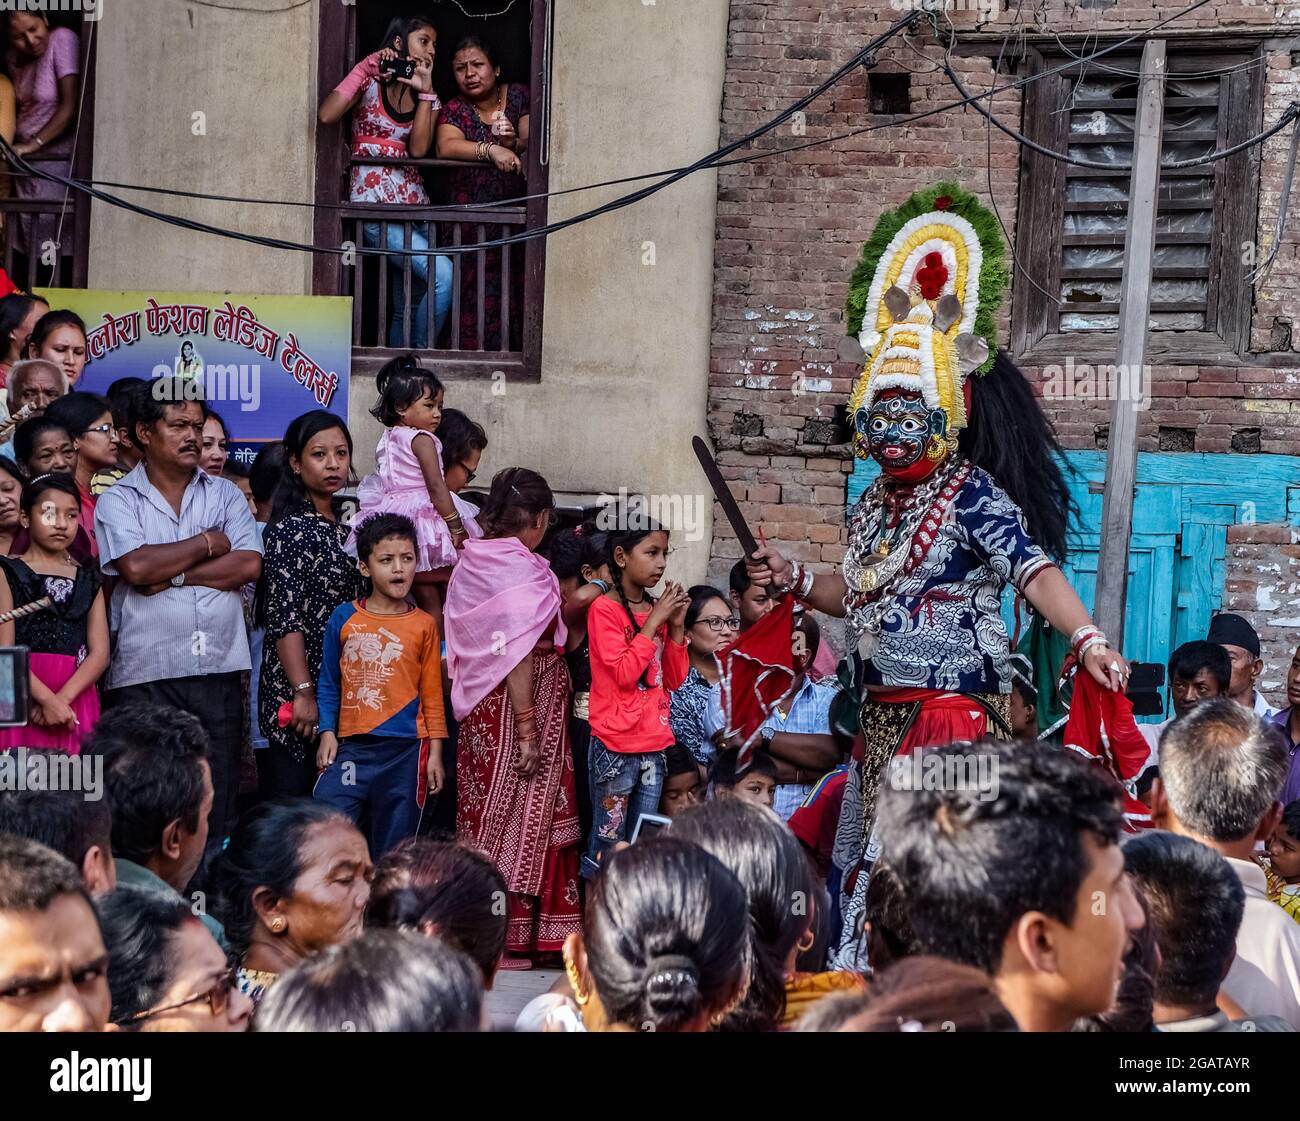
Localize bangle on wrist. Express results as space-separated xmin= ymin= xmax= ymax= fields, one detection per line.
xmin=1077 ymin=636 xmax=1109 ymax=661
xmin=294 ymin=681 xmax=315 ymax=694
xmin=1070 ymin=624 xmax=1103 ymax=649
xmin=201 ymin=531 xmax=213 ymax=558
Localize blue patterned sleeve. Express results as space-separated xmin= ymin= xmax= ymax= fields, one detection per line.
xmin=960 ymin=471 xmax=1053 ymax=593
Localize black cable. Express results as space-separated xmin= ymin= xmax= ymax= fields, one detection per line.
xmin=943 ymin=60 xmax=1300 ymax=172
xmin=21 ymin=0 xmax=1228 ymax=218
xmin=0 ymin=13 xmax=925 ymax=261
xmin=4 ymin=0 xmax=1259 ymax=261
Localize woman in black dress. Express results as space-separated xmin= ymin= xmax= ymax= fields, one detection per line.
xmin=255 ymin=412 xmax=365 ymax=797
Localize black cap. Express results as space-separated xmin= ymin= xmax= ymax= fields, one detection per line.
xmin=1206 ymin=612 xmax=1260 ymax=658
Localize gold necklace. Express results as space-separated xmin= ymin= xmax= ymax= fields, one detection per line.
xmin=480 ymin=83 xmax=506 ymax=127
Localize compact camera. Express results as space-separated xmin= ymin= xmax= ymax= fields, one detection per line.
xmin=379 ymin=55 xmax=417 ymax=81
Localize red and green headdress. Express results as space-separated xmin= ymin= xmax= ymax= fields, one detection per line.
xmin=843 ymin=180 xmax=1009 ymax=436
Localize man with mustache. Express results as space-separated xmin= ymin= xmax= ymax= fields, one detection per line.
xmin=94 ymin=378 xmax=262 ymax=869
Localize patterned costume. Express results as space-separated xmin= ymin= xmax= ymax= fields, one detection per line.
xmin=830 ymin=182 xmax=1062 ymax=968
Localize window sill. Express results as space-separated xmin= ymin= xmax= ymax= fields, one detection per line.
xmin=1014 ymin=330 xmax=1255 ymax=369
xmin=351 ymin=348 xmax=537 ymax=382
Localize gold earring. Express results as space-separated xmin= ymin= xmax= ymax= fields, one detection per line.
xmin=271 ymin=918 xmax=285 ymax=933
xmin=562 ymin=948 xmax=589 ymax=1007
xmin=925 ymin=436 xmax=945 ymax=461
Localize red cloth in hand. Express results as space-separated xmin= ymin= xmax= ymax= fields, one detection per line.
xmin=1062 ymin=662 xmax=1152 ymax=830
xmin=717 ymin=595 xmax=797 ymax=769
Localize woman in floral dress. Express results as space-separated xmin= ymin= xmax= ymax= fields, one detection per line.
xmin=436 ymin=36 xmax=530 ymax=352
xmin=256 ymin=412 xmax=365 ymax=797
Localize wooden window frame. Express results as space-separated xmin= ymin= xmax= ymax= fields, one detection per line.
xmin=1011 ymin=40 xmax=1264 ymax=367
xmin=312 ymin=0 xmax=550 ymax=382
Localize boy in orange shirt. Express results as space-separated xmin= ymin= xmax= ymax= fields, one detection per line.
xmin=316 ymin=513 xmax=446 ymax=857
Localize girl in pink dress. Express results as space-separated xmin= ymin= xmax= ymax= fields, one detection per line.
xmin=348 ymin=356 xmax=480 ymax=626
xmin=0 ymin=473 xmax=107 ymax=752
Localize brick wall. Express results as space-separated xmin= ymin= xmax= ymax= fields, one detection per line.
xmin=1224 ymin=523 xmax=1300 ymax=707
xmin=706 ymin=2 xmax=1300 ymax=657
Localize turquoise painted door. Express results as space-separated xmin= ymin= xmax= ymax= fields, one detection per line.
xmin=1056 ymin=533 xmax=1178 ymax=679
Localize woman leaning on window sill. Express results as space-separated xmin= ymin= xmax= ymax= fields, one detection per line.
xmin=435 ymin=35 xmax=531 ymax=352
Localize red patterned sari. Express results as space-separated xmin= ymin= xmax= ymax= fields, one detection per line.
xmin=456 ymin=647 xmax=582 ymax=954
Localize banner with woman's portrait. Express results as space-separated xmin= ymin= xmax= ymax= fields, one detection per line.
xmin=36 ymin=287 xmax=352 ymax=466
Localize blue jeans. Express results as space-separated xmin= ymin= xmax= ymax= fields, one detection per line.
xmin=314 ymin=735 xmax=424 ymax=859
xmin=582 ymin=736 xmax=666 ymax=879
xmin=361 ymin=221 xmax=453 ymax=348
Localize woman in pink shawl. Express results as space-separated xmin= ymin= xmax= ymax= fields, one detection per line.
xmin=444 ymin=467 xmax=580 ymax=966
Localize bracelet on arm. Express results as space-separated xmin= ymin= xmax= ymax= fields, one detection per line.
xmin=293 ymin=681 xmax=315 ymax=694
xmin=200 ymin=530 xmax=213 ymax=558
xmin=1076 ymin=635 xmax=1110 ymax=662
xmin=795 ymin=563 xmax=815 ymax=601
xmin=1070 ymin=624 xmax=1104 ymax=651
xmin=780 ymin=560 xmax=806 ymax=598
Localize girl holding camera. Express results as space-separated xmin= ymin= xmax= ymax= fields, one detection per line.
xmin=318 ymin=16 xmax=453 ymax=349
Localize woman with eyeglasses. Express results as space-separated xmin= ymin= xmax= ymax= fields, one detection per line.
xmin=668 ymin=585 xmax=736 ymax=771
xmin=99 ymin=886 xmax=253 ymax=1033
xmin=444 ymin=468 xmax=581 ymax=968
xmin=435 ymin=406 xmax=487 ymax=533
xmin=36 ymin=390 xmax=116 ymax=561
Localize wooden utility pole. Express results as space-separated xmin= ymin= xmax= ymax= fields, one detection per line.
xmin=1093 ymin=39 xmax=1166 ymax=648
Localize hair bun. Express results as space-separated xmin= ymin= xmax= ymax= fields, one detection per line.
xmin=641 ymin=953 xmax=704 ymax=1028
xmin=642 ymin=954 xmax=699 ymax=991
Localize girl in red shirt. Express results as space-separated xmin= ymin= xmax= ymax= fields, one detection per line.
xmin=582 ymin=521 xmax=689 ymax=877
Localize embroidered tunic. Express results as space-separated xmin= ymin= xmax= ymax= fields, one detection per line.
xmin=844 ymin=464 xmax=1052 ymax=694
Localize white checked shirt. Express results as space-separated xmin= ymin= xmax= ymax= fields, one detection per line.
xmin=705 ymin=674 xmax=837 ymax=821
xmin=95 ymin=464 xmax=262 ymax=689
xmin=1223 ymin=856 xmax=1300 ymax=1029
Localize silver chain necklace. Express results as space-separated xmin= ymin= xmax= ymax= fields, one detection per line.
xmin=843 ymin=456 xmax=967 ymax=657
